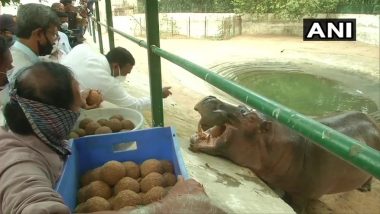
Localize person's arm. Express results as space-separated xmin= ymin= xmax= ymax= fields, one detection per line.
xmin=102 ymin=79 xmax=151 ymax=111
xmin=0 ymin=159 xmax=70 ymax=214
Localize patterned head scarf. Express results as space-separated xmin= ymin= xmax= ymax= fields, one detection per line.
xmin=9 ymin=67 xmax=80 ymax=156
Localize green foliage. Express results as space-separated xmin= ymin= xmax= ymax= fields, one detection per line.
xmin=1 ymin=0 xmax=20 ymax=6
xmin=137 ymin=0 xmax=379 ymax=15
xmin=231 ymin=0 xmax=379 ymax=18
xmin=232 ymin=0 xmax=346 ymax=19
xmin=138 ymin=0 xmax=234 ymax=13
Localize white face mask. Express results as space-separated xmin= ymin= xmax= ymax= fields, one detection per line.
xmin=113 ymin=65 xmax=126 ymax=83
xmin=116 ymin=75 xmax=126 ymax=83
xmin=61 ymin=22 xmax=69 ymax=31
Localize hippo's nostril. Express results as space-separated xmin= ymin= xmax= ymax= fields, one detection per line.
xmin=194 ymin=107 xmax=198 ymax=111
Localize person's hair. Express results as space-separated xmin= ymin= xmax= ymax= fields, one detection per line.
xmin=56 ymin=11 xmax=69 ymax=18
xmin=4 ymin=62 xmax=76 ymax=135
xmin=16 ymin=3 xmax=60 ymax=38
xmin=105 ymin=47 xmax=135 ymax=68
xmin=51 ymin=2 xmax=63 ymax=11
xmin=60 ymin=0 xmax=73 ymax=6
xmin=0 ymin=36 xmax=10 ymax=63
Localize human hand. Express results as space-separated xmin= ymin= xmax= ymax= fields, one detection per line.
xmin=162 ymin=86 xmax=172 ymax=98
xmin=165 ymin=176 xmax=206 ymax=198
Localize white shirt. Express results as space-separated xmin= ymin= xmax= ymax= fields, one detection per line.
xmin=9 ymin=41 xmax=39 ymax=80
xmin=61 ymin=44 xmax=150 ymax=111
xmin=58 ymin=31 xmax=71 ymax=55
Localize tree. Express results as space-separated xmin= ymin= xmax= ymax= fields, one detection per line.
xmin=1 ymin=0 xmax=20 ymax=6
xmin=231 ymin=0 xmax=352 ymax=19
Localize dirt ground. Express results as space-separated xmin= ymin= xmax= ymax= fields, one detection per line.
xmin=90 ymin=33 xmax=380 ymax=213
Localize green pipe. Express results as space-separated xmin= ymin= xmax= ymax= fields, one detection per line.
xmin=89 ymin=16 xmax=380 ymax=179
xmin=97 ymin=22 xmax=148 ymax=48
xmin=151 ymin=45 xmax=380 ymax=179
xmin=91 ymin=18 xmax=96 ymax=43
xmin=88 ymin=16 xmax=92 ymax=36
xmin=145 ymin=0 xmax=164 ymax=127
xmin=94 ymin=1 xmax=103 ymax=54
xmin=104 ymin=0 xmax=115 ymax=50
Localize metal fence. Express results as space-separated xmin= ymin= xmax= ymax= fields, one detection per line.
xmin=89 ymin=0 xmax=380 ymax=179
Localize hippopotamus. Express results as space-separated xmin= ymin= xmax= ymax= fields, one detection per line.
xmin=190 ymin=96 xmax=380 ymax=212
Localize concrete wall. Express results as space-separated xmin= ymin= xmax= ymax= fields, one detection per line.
xmin=242 ymin=13 xmax=380 ymax=45
xmin=112 ymin=13 xmax=240 ymax=39
xmin=99 ymin=10 xmax=379 ymax=45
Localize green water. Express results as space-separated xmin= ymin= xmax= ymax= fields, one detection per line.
xmin=234 ymin=71 xmax=378 ymax=117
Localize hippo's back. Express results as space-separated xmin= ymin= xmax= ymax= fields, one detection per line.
xmin=306 ymin=112 xmax=380 ymax=196
xmin=319 ymin=111 xmax=380 ymax=150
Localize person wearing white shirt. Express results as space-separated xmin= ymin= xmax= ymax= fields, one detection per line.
xmin=55 ymin=12 xmax=72 ymax=55
xmin=62 ymin=44 xmax=172 ymax=111
xmin=9 ymin=3 xmax=60 ymax=80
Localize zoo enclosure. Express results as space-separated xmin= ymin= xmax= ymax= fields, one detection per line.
xmin=88 ymin=0 xmax=380 ymax=179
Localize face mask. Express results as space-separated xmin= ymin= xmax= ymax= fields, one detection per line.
xmin=61 ymin=22 xmax=69 ymax=31
xmin=113 ymin=65 xmax=126 ymax=83
xmin=116 ymin=75 xmax=126 ymax=83
xmin=37 ymin=33 xmax=54 ymax=56
xmin=9 ymin=88 xmax=80 ymax=156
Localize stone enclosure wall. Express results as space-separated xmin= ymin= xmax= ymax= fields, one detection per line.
xmin=97 ymin=9 xmax=379 ymax=45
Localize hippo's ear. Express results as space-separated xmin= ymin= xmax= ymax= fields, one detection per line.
xmin=260 ymin=121 xmax=272 ymax=133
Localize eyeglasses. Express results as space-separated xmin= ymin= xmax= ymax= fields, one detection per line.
xmin=1 ymin=30 xmax=14 ymax=36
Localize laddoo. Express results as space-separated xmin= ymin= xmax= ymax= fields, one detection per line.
xmin=140 ymin=172 xmax=164 ymax=193
xmin=94 ymin=126 xmax=113 ymax=135
xmin=110 ymin=114 xmax=124 ymax=121
xmin=84 ymin=121 xmax=101 ymax=135
xmin=111 ymin=189 xmax=141 ymax=210
xmin=78 ymin=180 xmax=112 ymax=203
xmin=107 ymin=118 xmax=122 ymax=132
xmin=74 ymin=128 xmax=86 ymax=137
xmin=140 ymin=159 xmax=163 ymax=177
xmin=84 ymin=196 xmax=111 ymax=212
xmin=142 ymin=186 xmax=166 ymax=205
xmin=97 ymin=118 xmax=109 ymax=126
xmin=68 ymin=132 xmax=79 ymax=139
xmin=114 ymin=177 xmax=140 ymax=194
xmin=121 ymin=119 xmax=135 ymax=130
xmin=79 ymin=118 xmax=93 ymax=129
xmin=86 ymin=90 xmax=102 ymax=106
xmin=122 ymin=161 xmax=140 ymax=179
xmin=81 ymin=167 xmax=102 ymax=186
xmin=100 ymin=161 xmax=126 ymax=186
xmin=161 ymin=160 xmax=174 ymax=174
xmin=163 ymin=172 xmax=177 ymax=187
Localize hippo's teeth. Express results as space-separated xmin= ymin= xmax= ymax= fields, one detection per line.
xmin=198 ymin=131 xmax=208 ymax=139
xmin=210 ymin=125 xmax=226 ymax=138
xmin=197 ymin=122 xmax=204 ymax=133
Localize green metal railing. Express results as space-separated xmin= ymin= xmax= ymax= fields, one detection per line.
xmin=89 ymin=0 xmax=380 ymax=179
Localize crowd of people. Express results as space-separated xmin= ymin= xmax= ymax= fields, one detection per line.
xmin=0 ymin=2 xmax=226 ymax=214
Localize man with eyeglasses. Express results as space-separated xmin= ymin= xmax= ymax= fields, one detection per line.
xmin=8 ymin=3 xmax=60 ymax=80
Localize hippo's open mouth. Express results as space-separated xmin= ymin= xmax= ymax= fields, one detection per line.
xmin=190 ymin=122 xmax=236 ymax=152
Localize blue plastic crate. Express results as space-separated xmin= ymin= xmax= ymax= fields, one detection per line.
xmin=55 ymin=127 xmax=188 ymax=211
